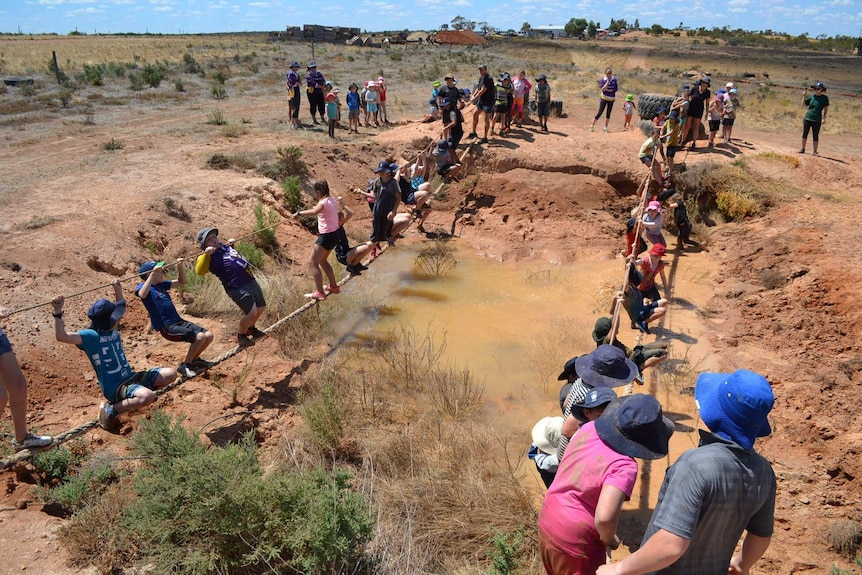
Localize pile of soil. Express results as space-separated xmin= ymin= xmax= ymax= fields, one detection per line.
xmin=432 ymin=30 xmax=487 ymax=45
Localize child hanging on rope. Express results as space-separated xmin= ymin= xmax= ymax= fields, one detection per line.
xmin=195 ymin=227 xmax=267 ymax=348
xmin=51 ymin=280 xmax=177 ymax=430
xmin=292 ymin=180 xmax=341 ymax=301
xmin=136 ymin=259 xmax=214 ymax=378
xmin=639 ymin=128 xmax=665 ymax=185
xmin=333 ymin=196 xmax=373 ymax=276
xmin=1 ymin=307 xmax=52 ymax=451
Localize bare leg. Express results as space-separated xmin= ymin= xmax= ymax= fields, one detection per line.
xmin=185 ymin=331 xmax=214 ymax=364
xmin=113 ymin=368 xmax=176 ymax=414
xmin=0 ymin=350 xmax=30 ymax=443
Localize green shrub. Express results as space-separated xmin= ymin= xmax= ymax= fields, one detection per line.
xmin=212 ymin=69 xmax=228 ymax=85
xmin=141 ymin=63 xmax=166 ymax=88
xmin=58 ymin=87 xmax=75 ymax=108
xmin=38 ymin=460 xmax=121 ymax=513
xmin=82 ymin=64 xmax=103 ymax=86
xmin=300 ymin=370 xmax=348 ymax=455
xmin=281 ymin=175 xmax=304 ymax=212
xmin=206 ymin=109 xmax=227 ymax=125
xmin=252 ymin=196 xmax=280 ymax=253
xmin=101 ymin=138 xmax=125 ymax=151
xmin=128 ymin=72 xmax=144 ymax=91
xmin=174 ymin=79 xmax=185 ymax=92
xmin=211 ymin=84 xmax=227 ymax=100
xmin=182 ymin=52 xmax=201 ymax=74
xmin=488 ymin=526 xmax=524 ymax=575
xmin=115 ymin=411 xmax=373 ymax=574
xmin=32 ymin=441 xmax=88 ymax=483
xmin=275 ymin=145 xmax=309 ymax=178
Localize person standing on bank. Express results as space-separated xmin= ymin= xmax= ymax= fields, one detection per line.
xmin=590 ymin=68 xmax=618 ymax=133
xmin=800 ymin=82 xmax=828 ymax=157
xmin=285 ymin=61 xmax=302 ymax=129
xmin=597 ymin=369 xmax=775 ymax=575
xmin=305 ymin=61 xmax=326 ymax=126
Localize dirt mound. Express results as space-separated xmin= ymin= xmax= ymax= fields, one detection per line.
xmin=433 ymin=30 xmax=487 ymax=45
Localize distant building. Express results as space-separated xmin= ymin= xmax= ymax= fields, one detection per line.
xmin=532 ymin=26 xmax=567 ymax=38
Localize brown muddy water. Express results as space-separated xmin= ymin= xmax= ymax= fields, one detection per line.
xmin=332 ymin=238 xmax=721 ymax=547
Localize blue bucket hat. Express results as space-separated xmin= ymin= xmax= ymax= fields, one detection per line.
xmin=290 ymin=61 xmax=300 ymax=68
xmin=87 ymin=298 xmax=126 ymax=332
xmin=695 ymin=369 xmax=774 ymax=450
xmin=575 ymin=344 xmax=638 ymax=388
xmin=138 ymin=260 xmax=165 ymax=279
xmin=373 ymin=160 xmax=394 ymax=174
xmin=571 ymin=387 xmax=618 ymax=423
xmin=595 ymin=394 xmax=674 ymax=459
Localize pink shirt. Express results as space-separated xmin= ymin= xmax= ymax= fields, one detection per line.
xmin=538 ymin=421 xmax=638 ymax=560
xmin=317 ymin=196 xmax=339 ymax=234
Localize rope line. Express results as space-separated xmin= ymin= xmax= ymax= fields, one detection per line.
xmin=0 ymin=212 xmax=413 ymax=470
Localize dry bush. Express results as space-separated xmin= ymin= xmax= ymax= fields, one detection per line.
xmin=59 ymin=484 xmax=139 ymax=574
xmin=427 ymin=365 xmax=485 ymax=420
xmin=656 ymin=342 xmax=704 ymax=394
xmin=524 ymin=316 xmax=592 ymax=393
xmin=375 ymin=325 xmax=447 ymax=390
xmin=757 ymin=151 xmax=801 ymax=168
xmin=675 ymin=161 xmax=767 ymax=223
xmin=828 ymin=520 xmax=862 ymax=559
xmin=414 ymin=239 xmax=458 ymax=279
xmin=359 ymin=416 xmax=537 ymax=574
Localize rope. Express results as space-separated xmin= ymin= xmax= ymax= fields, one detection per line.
xmin=0 ymin=215 xmax=414 ymax=470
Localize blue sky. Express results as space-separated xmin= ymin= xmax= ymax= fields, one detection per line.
xmin=2 ymin=0 xmax=860 ymax=38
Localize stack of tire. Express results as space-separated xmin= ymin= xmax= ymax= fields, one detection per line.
xmin=637 ymin=93 xmax=675 ymax=136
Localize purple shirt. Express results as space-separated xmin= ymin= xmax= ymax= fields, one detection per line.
xmin=208 ymin=244 xmax=254 ymax=290
xmin=600 ymin=76 xmax=618 ymax=101
xmin=306 ymin=70 xmax=325 ymax=92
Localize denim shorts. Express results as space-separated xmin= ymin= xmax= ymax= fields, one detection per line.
xmin=113 ymin=368 xmax=161 ymax=403
xmin=0 ymin=331 xmax=13 ymax=356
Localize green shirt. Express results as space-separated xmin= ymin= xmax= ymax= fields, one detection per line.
xmin=804 ymin=94 xmax=829 ymax=123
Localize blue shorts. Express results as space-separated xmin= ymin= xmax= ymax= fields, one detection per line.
xmin=0 ymin=331 xmax=13 ymax=356
xmin=666 ymin=146 xmax=679 ymax=158
xmin=478 ymin=104 xmax=493 ymax=113
xmin=537 ymin=102 xmax=550 ymax=117
xmin=226 ymin=280 xmax=267 ymax=314
xmin=367 ymin=103 xmax=378 ymax=112
xmin=640 ymin=155 xmax=654 ymax=165
xmin=113 ymin=368 xmax=161 ymax=403
xmin=638 ymin=302 xmax=660 ymax=323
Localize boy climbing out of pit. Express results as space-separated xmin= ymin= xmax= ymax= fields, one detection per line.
xmin=51 ymin=279 xmax=177 ymax=430
xmin=136 ymin=259 xmax=214 ymax=378
xmin=195 ymin=227 xmax=267 ymax=348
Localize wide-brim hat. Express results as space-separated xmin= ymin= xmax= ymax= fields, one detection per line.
xmin=575 ymin=344 xmax=638 ymax=388
xmin=307 ymin=61 xmax=317 ymax=68
xmin=197 ymin=227 xmax=218 ymax=249
xmin=87 ymin=298 xmax=127 ymax=331
xmin=536 ymin=74 xmax=547 ymax=81
xmin=695 ymin=370 xmax=773 ymax=450
xmin=531 ymin=416 xmax=565 ymax=454
xmin=571 ymin=387 xmax=617 ymax=423
xmin=595 ymin=394 xmax=673 ymax=459
xmin=290 ymin=61 xmax=300 ymax=68
xmin=373 ymin=160 xmax=393 ymax=174
xmin=557 ymin=355 xmax=579 ymax=380
xmin=811 ymin=82 xmax=826 ymax=91
xmin=592 ymin=317 xmax=613 ymax=343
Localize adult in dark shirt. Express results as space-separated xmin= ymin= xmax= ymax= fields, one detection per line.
xmin=682 ymin=77 xmax=710 ymax=149
xmin=440 ymin=73 xmax=462 ymax=109
xmin=468 ymin=64 xmax=495 ymax=144
xmin=370 ymin=161 xmax=401 ymax=253
xmin=305 ymin=61 xmax=326 ymax=125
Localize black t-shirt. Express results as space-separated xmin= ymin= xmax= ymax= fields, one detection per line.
xmin=688 ymin=86 xmax=710 ymax=117
xmin=479 ymin=74 xmax=495 ymax=107
xmin=441 ymin=85 xmax=460 ymax=107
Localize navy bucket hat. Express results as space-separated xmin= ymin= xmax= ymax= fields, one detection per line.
xmin=575 ymin=344 xmax=638 ymax=388
xmin=595 ymin=394 xmax=673 ymax=459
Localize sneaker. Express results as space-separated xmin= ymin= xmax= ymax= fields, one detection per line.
xmin=247 ymin=326 xmax=267 ymax=340
xmin=634 ymin=373 xmax=645 ymax=386
xmin=490 ymin=129 xmax=496 ymax=135
xmin=98 ymin=402 xmax=118 ymax=431
xmin=235 ymin=332 xmax=256 ymax=348
xmin=798 ymin=148 xmax=805 ymax=154
xmin=357 ymin=263 xmax=369 ymax=271
xmin=812 ymin=152 xmax=819 ymax=157
xmin=386 ymin=237 xmax=395 ymax=247
xmin=603 ymin=127 xmax=609 ymax=133
xmin=589 ymin=126 xmax=595 ymax=132
xmin=306 ymin=290 xmax=327 ymax=301
xmin=479 ymin=137 xmax=489 ymax=144
xmin=178 ymin=362 xmax=197 ymax=378
xmin=190 ymin=358 xmax=215 ymax=371
xmin=636 ymin=321 xmax=651 ymax=335
xmin=326 ymin=284 xmax=341 ymax=294
xmin=467 ymin=132 xmax=478 ymax=139
xmin=346 ymin=264 xmax=362 ymax=276
xmin=12 ymin=433 xmax=53 ymax=452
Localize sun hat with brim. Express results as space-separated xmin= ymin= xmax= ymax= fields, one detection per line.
xmin=695 ymin=369 xmax=773 ymax=451
xmin=531 ymin=416 xmax=565 ymax=454
xmin=811 ymin=82 xmax=826 ymax=91
xmin=433 ymin=80 xmax=441 ymax=87
xmin=626 ymin=94 xmax=634 ymax=101
xmin=595 ymin=394 xmax=674 ymax=459
xmin=307 ymin=61 xmax=317 ymax=68
xmin=290 ymin=61 xmax=300 ymax=68
xmin=87 ymin=298 xmax=127 ymax=332
xmin=536 ymin=74 xmax=547 ymax=81
xmin=571 ymin=387 xmax=617 ymax=423
xmin=575 ymin=344 xmax=638 ymax=388
xmin=650 ymin=244 xmax=666 ymax=257
xmin=557 ymin=355 xmax=580 ymax=381
xmin=138 ymin=260 xmax=165 ymax=279
xmin=647 ymin=201 xmax=663 ymax=212
xmin=592 ymin=317 xmax=613 ymax=343
xmin=558 ymin=382 xmax=573 ymax=411
xmin=196 ymin=227 xmax=218 ymax=249
xmin=373 ymin=160 xmax=393 ymax=174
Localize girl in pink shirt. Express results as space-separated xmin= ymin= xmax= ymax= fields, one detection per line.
xmin=538 ymin=394 xmax=673 ymax=575
xmin=292 ymin=180 xmax=341 ymax=301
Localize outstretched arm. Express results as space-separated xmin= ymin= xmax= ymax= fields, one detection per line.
xmin=51 ymin=295 xmax=82 ymax=345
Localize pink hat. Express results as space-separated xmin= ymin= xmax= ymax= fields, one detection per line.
xmin=726 ymin=82 xmax=734 ymax=88
xmin=649 ymin=243 xmax=666 ymax=257
xmin=377 ymin=76 xmax=385 ymax=82
xmin=647 ymin=201 xmax=662 ymax=212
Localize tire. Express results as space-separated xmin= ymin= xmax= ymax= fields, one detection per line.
xmin=638 ymin=93 xmax=675 ymax=121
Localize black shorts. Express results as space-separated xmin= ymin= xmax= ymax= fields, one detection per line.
xmin=666 ymin=146 xmax=679 ymax=158
xmin=159 ymin=320 xmax=208 ymax=343
xmin=437 ymin=163 xmax=457 ymax=176
xmin=0 ymin=331 xmax=12 ymax=356
xmin=226 ymin=280 xmax=266 ymax=314
xmin=494 ymin=103 xmax=508 ymax=114
xmin=722 ymin=118 xmax=735 ymax=126
xmin=536 ymin=102 xmax=550 ymax=117
xmin=708 ymin=119 xmax=721 ymax=132
xmin=477 ymin=103 xmax=493 ymax=114
xmin=316 ymin=230 xmax=339 ymax=251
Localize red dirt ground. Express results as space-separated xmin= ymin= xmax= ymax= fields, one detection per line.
xmin=1 ymin=80 xmax=862 ymax=574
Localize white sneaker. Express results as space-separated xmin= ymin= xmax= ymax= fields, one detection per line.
xmin=12 ymin=433 xmax=53 ymax=452
xmin=178 ymin=362 xmax=197 ymax=378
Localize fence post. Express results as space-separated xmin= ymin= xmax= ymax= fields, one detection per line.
xmin=52 ymin=51 xmax=61 ymax=85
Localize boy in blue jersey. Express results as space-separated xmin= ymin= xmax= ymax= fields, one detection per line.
xmin=52 ymin=279 xmax=177 ymax=430
xmin=136 ymin=259 xmax=214 ymax=378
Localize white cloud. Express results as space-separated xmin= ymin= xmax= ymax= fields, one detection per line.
xmin=153 ymin=5 xmax=174 ymax=11
xmin=452 ymin=0 xmax=471 ymax=5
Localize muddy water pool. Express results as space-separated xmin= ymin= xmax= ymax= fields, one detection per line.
xmin=331 ymin=239 xmax=721 ymax=531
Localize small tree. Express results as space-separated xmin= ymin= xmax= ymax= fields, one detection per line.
xmin=565 ymin=17 xmax=588 ymax=38
xmin=587 ymin=21 xmax=598 ymax=38
xmin=634 ymin=18 xmax=640 ymax=29
xmin=520 ymin=22 xmax=531 ymax=33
